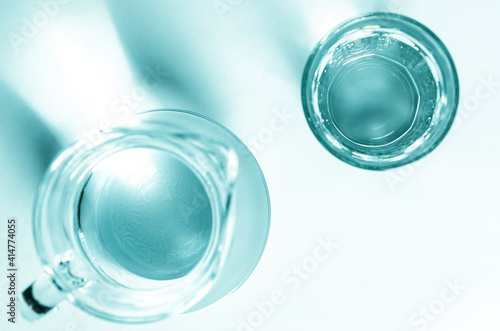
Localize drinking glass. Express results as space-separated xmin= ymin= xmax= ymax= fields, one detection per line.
xmin=19 ymin=109 xmax=270 ymax=323
xmin=302 ymin=12 xmax=459 ymax=170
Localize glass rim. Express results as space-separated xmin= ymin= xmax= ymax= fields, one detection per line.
xmin=31 ymin=109 xmax=257 ymax=323
xmin=301 ymin=12 xmax=460 ymax=170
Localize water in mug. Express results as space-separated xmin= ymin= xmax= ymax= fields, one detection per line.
xmin=318 ymin=34 xmax=438 ymax=149
xmin=77 ymin=148 xmax=213 ymax=281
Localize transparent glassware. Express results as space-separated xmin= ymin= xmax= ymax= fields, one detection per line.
xmin=302 ymin=12 xmax=459 ymax=170
xmin=19 ymin=110 xmax=270 ymax=323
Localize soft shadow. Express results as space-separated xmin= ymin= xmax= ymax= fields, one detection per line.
xmin=0 ymin=80 xmax=62 ymax=178
xmin=252 ymin=0 xmax=316 ymax=81
xmin=103 ymin=0 xmax=223 ymax=121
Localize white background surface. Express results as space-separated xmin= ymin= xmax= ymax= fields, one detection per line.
xmin=1 ymin=0 xmax=499 ymax=330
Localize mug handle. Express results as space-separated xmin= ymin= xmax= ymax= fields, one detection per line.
xmin=19 ymin=273 xmax=67 ymax=322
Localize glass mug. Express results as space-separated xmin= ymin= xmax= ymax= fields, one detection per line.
xmin=20 ymin=110 xmax=270 ymax=323
xmin=302 ymin=12 xmax=459 ymax=170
